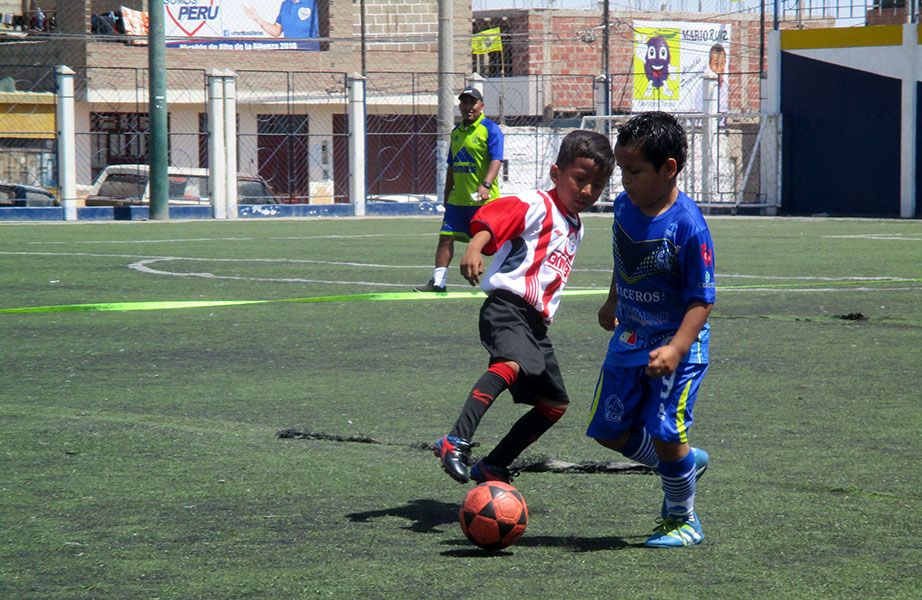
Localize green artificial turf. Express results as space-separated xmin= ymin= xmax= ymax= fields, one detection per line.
xmin=1 ymin=216 xmax=920 ymax=599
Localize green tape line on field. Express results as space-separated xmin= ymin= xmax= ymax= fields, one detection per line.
xmin=0 ymin=299 xmax=271 ymax=314
xmin=0 ymin=290 xmax=488 ymax=314
xmin=3 ymin=278 xmax=921 ymax=314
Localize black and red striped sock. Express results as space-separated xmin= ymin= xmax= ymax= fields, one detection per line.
xmin=486 ymin=402 xmax=567 ymax=467
xmin=449 ymin=362 xmax=517 ymax=441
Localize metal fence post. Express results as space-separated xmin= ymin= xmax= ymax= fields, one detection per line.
xmin=348 ymin=73 xmax=367 ymax=216
xmin=55 ymin=65 xmax=77 ymax=221
xmin=223 ymin=70 xmax=238 ymax=219
xmin=207 ymin=69 xmax=227 ymax=219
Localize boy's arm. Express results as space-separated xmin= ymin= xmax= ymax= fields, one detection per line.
xmin=597 ymin=273 xmax=619 ymax=331
xmin=460 ymin=229 xmax=492 ymax=286
xmin=646 ymin=301 xmax=713 ymax=378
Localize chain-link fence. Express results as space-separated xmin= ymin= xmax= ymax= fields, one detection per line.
xmin=580 ymin=111 xmax=780 ymax=214
xmin=0 ymin=62 xmax=782 ymax=213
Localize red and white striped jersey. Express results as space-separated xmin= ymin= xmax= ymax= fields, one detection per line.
xmin=470 ymin=188 xmax=584 ymax=323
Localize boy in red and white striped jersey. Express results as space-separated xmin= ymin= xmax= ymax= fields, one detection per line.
xmin=433 ymin=129 xmax=615 ymax=484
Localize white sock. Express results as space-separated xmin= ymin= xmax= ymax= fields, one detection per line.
xmin=432 ymin=267 xmax=448 ymax=287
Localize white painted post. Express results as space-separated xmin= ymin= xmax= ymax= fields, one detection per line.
xmin=701 ymin=75 xmax=717 ymax=205
xmin=55 ymin=65 xmax=77 ymax=221
xmin=760 ymin=29 xmax=782 ymax=215
xmin=900 ymin=22 xmax=917 ymax=218
xmin=348 ymin=74 xmax=367 ymax=216
xmin=207 ymin=69 xmax=226 ymax=219
xmin=593 ymin=75 xmax=609 ymax=137
xmin=223 ymin=70 xmax=238 ymax=219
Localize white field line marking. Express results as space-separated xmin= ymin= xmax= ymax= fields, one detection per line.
xmin=713 ymin=286 xmax=921 ymax=293
xmin=0 ymin=250 xmax=427 ymax=269
xmin=128 ymin=258 xmax=412 ymax=288
xmin=2 ymin=250 xmax=919 ymax=290
xmin=23 ymin=233 xmax=433 ymax=245
xmin=822 ymin=233 xmax=922 ymax=241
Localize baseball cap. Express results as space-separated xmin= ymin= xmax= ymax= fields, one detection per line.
xmin=458 ymin=87 xmax=483 ymax=101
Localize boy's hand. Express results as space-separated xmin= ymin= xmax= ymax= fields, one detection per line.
xmin=646 ymin=344 xmax=681 ymax=378
xmin=597 ymin=299 xmax=618 ymax=331
xmin=460 ymin=251 xmax=484 ymax=286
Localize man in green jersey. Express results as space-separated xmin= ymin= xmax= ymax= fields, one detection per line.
xmin=415 ymin=87 xmax=504 ymax=293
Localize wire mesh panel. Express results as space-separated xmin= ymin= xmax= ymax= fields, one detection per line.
xmin=72 ymin=67 xmax=208 ymax=197
xmin=0 ymin=64 xmax=57 ymax=189
xmin=235 ymin=70 xmax=348 ymax=204
xmin=580 ymin=112 xmax=781 ymax=214
xmin=361 ymin=71 xmax=464 ymax=202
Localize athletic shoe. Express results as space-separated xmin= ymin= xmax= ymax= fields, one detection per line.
xmin=470 ymin=459 xmax=513 ymax=484
xmin=644 ymin=512 xmax=704 ymax=548
xmin=660 ymin=447 xmax=709 ymax=518
xmin=432 ymin=435 xmax=471 ymax=483
xmin=414 ymin=279 xmax=446 ymax=293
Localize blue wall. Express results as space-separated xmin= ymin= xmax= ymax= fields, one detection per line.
xmin=0 ymin=202 xmax=446 ymax=222
xmin=781 ymin=52 xmax=901 ymax=217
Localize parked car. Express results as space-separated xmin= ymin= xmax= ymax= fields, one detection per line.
xmin=0 ymin=182 xmax=58 ymax=207
xmin=84 ymin=164 xmax=277 ymax=206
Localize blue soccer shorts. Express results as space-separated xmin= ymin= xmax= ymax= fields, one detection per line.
xmin=585 ymin=362 xmax=709 ymax=444
xmin=439 ymin=204 xmax=481 ymax=242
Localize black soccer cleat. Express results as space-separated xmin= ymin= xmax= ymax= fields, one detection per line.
xmin=470 ymin=459 xmax=514 ymax=484
xmin=414 ymin=279 xmax=447 ymax=293
xmin=432 ymin=434 xmax=471 ymax=483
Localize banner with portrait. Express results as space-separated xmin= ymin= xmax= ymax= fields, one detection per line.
xmin=631 ymin=20 xmax=730 ymax=113
xmin=164 ymin=0 xmax=322 ymax=51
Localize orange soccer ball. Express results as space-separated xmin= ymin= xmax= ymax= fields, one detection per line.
xmin=459 ymin=481 xmax=528 ymax=550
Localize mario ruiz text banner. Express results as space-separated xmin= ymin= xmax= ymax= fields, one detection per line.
xmin=631 ymin=20 xmax=731 ymax=113
xmin=164 ymin=0 xmax=322 ymax=51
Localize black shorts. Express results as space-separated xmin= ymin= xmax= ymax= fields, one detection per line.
xmin=478 ymin=290 xmax=569 ymax=405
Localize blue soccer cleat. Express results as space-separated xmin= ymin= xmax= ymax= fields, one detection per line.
xmin=469 ymin=459 xmax=513 ymax=484
xmin=660 ymin=447 xmax=709 ymax=518
xmin=644 ymin=512 xmax=704 ymax=548
xmin=432 ymin=435 xmax=471 ymax=483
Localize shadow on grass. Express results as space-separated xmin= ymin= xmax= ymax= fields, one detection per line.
xmin=347 ymin=499 xmax=637 ymax=553
xmin=347 ymin=498 xmax=457 ymax=533
xmin=440 ymin=534 xmax=635 ymax=555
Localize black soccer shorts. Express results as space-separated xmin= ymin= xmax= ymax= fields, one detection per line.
xmin=478 ymin=290 xmax=569 ymax=405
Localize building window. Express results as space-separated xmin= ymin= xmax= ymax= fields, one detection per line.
xmin=90 ymin=112 xmax=167 ymax=179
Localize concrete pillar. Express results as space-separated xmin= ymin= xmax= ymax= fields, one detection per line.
xmin=760 ymin=29 xmax=782 ymax=215
xmin=223 ymin=70 xmax=238 ymax=219
xmin=348 ymin=74 xmax=367 ymax=216
xmin=701 ymin=75 xmax=718 ymax=205
xmin=207 ymin=69 xmax=227 ymax=219
xmin=55 ymin=65 xmax=77 ymax=221
xmin=900 ymin=22 xmax=917 ymax=218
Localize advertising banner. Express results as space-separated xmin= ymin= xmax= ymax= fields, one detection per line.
xmin=164 ymin=0 xmax=320 ymax=51
xmin=631 ymin=20 xmax=730 ymax=113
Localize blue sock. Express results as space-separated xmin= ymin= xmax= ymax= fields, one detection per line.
xmin=658 ymin=451 xmax=696 ymax=517
xmin=619 ymin=427 xmax=659 ymax=468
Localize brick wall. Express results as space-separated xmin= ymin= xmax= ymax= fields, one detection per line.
xmin=1 ymin=0 xmax=465 ymax=78
xmin=475 ymin=9 xmax=783 ymax=114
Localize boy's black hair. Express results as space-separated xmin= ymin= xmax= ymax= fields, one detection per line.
xmin=616 ymin=111 xmax=687 ymax=175
xmin=555 ymin=129 xmax=615 ymax=178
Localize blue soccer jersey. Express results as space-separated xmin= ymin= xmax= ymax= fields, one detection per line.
xmin=605 ymin=191 xmax=716 ymax=367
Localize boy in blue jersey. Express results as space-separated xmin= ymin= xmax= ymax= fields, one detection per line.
xmin=586 ymin=111 xmax=716 ymax=548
